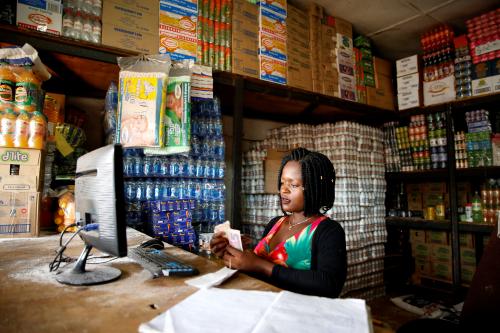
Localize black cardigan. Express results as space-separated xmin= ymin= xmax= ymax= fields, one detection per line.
xmin=257 ymin=216 xmax=347 ymax=298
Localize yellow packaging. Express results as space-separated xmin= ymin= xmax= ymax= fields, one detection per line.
xmin=159 ymin=2 xmax=197 ymax=38
xmin=118 ymin=73 xmax=167 ymax=147
xmin=259 ymin=31 xmax=287 ymax=61
xmin=259 ymin=8 xmax=287 ymax=39
xmin=159 ymin=29 xmax=198 ymax=61
xmin=259 ymin=55 xmax=287 ymax=85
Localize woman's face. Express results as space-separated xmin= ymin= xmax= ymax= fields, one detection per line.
xmin=280 ymin=161 xmax=305 ymax=213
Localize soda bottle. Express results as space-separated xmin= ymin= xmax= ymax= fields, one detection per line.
xmin=0 ymin=108 xmax=16 ymax=147
xmin=471 ymin=191 xmax=483 ymax=223
xmin=28 ymin=110 xmax=47 ymax=149
xmin=14 ymin=109 xmax=30 ymax=148
xmin=0 ymin=65 xmax=16 ymax=104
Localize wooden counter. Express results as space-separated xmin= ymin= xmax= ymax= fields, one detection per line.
xmin=0 ymin=229 xmax=279 ymax=333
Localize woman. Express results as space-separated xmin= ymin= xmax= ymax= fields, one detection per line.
xmin=210 ymin=148 xmax=347 ymax=298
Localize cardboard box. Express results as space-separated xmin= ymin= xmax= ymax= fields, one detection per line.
xmin=0 ymin=148 xmax=43 ymax=191
xmin=414 ymin=258 xmax=431 ymax=276
xmin=398 ymin=91 xmax=420 ymax=110
xmin=471 ymin=76 xmax=497 ymax=96
xmin=259 ymin=31 xmax=287 ymax=61
xmin=423 ymin=75 xmax=456 ymax=106
xmin=259 ymin=0 xmax=287 ymax=17
xmin=412 ymin=241 xmax=430 ymax=260
xmin=431 ymin=261 xmax=452 ymax=281
xmin=407 ymin=192 xmax=423 ymax=211
xmin=334 ymin=17 xmax=352 ymax=37
xmin=264 ymin=149 xmax=289 ymax=193
xmin=460 ymin=247 xmax=476 ymax=266
xmin=431 ymin=244 xmax=452 ymax=262
xmin=17 ymin=0 xmax=62 ymax=35
xmin=422 ymin=182 xmax=446 ymax=193
xmin=397 ymin=73 xmax=420 ymax=93
xmin=489 ymin=74 xmax=500 ymax=93
xmin=396 ymin=55 xmax=419 ymax=77
xmin=259 ymin=7 xmax=287 ymax=39
xmin=232 ymin=0 xmax=259 ymax=78
xmin=410 ymin=229 xmax=426 ymax=243
xmin=0 ymin=190 xmax=40 ymax=238
xmin=367 ymin=72 xmax=395 ymax=109
xmin=459 ymin=233 xmax=475 ymax=248
xmin=338 ymin=73 xmax=356 ymax=101
xmin=461 ymin=264 xmax=476 ymax=284
xmin=259 ymin=55 xmax=287 ymax=85
xmin=428 ymin=231 xmax=449 ymax=245
xmin=373 ymin=57 xmax=392 ymax=77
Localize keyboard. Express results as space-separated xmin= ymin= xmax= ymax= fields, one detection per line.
xmin=128 ymin=247 xmax=199 ymax=278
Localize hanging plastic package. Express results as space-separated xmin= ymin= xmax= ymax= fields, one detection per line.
xmin=145 ymin=60 xmax=193 ymax=155
xmin=116 ymin=54 xmax=171 ymax=148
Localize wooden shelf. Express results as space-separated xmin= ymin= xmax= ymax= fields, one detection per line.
xmin=398 ymin=92 xmax=500 ymax=117
xmin=213 ymin=71 xmax=397 ymax=124
xmin=455 ymin=166 xmax=500 ymax=179
xmin=386 ymin=216 xmax=495 ymax=234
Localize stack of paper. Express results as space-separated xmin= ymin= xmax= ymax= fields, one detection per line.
xmin=139 ymin=288 xmax=372 ymax=333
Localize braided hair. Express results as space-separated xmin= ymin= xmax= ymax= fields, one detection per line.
xmin=278 ymin=148 xmax=335 ymax=216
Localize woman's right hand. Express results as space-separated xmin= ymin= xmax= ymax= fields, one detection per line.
xmin=210 ymin=232 xmax=229 ymax=258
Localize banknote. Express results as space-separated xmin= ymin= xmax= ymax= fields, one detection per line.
xmin=213 ymin=221 xmax=243 ymax=251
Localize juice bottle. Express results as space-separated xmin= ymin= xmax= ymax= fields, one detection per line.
xmin=0 ymin=65 xmax=16 ymax=105
xmin=14 ymin=109 xmax=30 ymax=148
xmin=0 ymin=108 xmax=17 ymax=148
xmin=28 ymin=110 xmax=47 ymax=150
xmin=14 ymin=67 xmax=40 ymax=112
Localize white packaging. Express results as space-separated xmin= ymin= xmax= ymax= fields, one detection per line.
xmin=397 ymin=73 xmax=420 ymax=93
xmin=423 ymin=75 xmax=456 ymax=106
xmin=396 ymin=55 xmax=419 ymax=77
xmin=17 ymin=0 xmax=63 ymax=35
xmin=398 ymin=91 xmax=420 ymax=110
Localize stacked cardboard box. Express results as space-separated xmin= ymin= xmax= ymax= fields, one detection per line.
xmin=258 ymin=0 xmax=287 ymax=85
xmin=159 ymin=0 xmax=198 ymax=61
xmin=0 ymin=148 xmax=43 ymax=238
xmin=367 ymin=57 xmax=395 ymax=110
xmin=396 ymin=55 xmax=421 ymax=110
xmin=286 ymin=4 xmax=312 ymax=91
xmin=101 ymin=0 xmax=159 ymax=54
xmin=308 ymin=3 xmax=323 ymax=94
xmin=17 ymin=0 xmax=62 ymax=36
xmin=333 ymin=17 xmax=355 ymax=101
xmin=232 ymin=0 xmax=259 ymax=78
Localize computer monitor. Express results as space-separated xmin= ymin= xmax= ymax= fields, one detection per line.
xmin=56 ymin=144 xmax=127 ymax=286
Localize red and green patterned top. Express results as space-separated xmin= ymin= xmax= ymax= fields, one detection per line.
xmin=253 ymin=216 xmax=327 ymax=270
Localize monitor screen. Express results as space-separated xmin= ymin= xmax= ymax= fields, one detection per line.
xmin=56 ymin=144 xmax=127 ymax=286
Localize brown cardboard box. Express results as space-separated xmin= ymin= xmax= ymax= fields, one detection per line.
xmin=460 ymin=247 xmax=476 ymax=266
xmin=334 ymin=17 xmax=352 ymax=37
xmin=0 ymin=148 xmax=43 ymax=191
xmin=422 ymin=182 xmax=447 ymax=193
xmin=461 ymin=264 xmax=476 ymax=284
xmin=0 ymin=175 xmax=40 ymax=238
xmin=431 ymin=244 xmax=452 ymax=261
xmin=460 ymin=233 xmax=475 ymax=248
xmin=407 ymin=192 xmax=423 ymax=211
xmin=431 ymin=261 xmax=452 ymax=281
xmin=410 ymin=229 xmax=426 ymax=243
xmin=412 ymin=241 xmax=431 ymax=260
xmin=373 ymin=57 xmax=393 ymax=77
xmin=414 ymin=258 xmax=431 ymax=276
xmin=232 ymin=0 xmax=259 ymax=78
xmin=102 ymin=0 xmax=159 ymax=53
xmin=264 ymin=149 xmax=289 ymax=194
xmin=427 ymin=231 xmax=449 ymax=245
xmin=367 ymin=85 xmax=395 ymax=110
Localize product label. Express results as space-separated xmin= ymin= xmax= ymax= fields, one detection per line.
xmin=0 ymin=79 xmax=14 ymax=102
xmin=1 ymin=118 xmax=15 ymax=135
xmin=165 ymin=76 xmax=191 ymax=151
xmin=15 ymin=82 xmax=37 ymax=106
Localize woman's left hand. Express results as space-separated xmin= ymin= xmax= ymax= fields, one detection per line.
xmin=223 ymin=246 xmax=274 ymax=276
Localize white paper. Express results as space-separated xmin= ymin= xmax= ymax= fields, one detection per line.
xmin=251 ymin=291 xmax=371 ymax=333
xmin=185 ymin=267 xmax=238 ymax=289
xmin=139 ymin=289 xmax=372 ymax=333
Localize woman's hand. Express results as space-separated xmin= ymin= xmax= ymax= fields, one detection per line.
xmin=223 ymin=246 xmax=274 ymax=277
xmin=210 ymin=232 xmax=229 ymax=258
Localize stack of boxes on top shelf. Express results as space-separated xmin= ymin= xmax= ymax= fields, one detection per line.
xmin=240 ymin=121 xmax=387 ymax=301
xmin=468 ymin=8 xmax=500 ymax=96
xmin=410 ymin=229 xmax=477 ymax=286
xmin=258 ymin=0 xmax=287 ymax=84
xmin=454 ymin=35 xmax=473 ymax=99
xmin=396 ymin=55 xmax=421 ymax=110
xmin=232 ymin=0 xmax=259 ymax=78
xmin=286 ymin=4 xmax=312 ymax=91
xmin=368 ymin=57 xmax=395 ymax=110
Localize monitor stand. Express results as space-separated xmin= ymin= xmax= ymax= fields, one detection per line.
xmin=55 ymin=244 xmax=122 ymax=286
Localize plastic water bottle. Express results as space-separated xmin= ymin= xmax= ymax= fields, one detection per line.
xmin=178 ymin=179 xmax=187 ymax=199
xmin=143 ymin=156 xmax=153 ymax=176
xmin=218 ymin=203 xmax=225 ymax=222
xmin=124 ymin=181 xmax=136 ymax=203
xmin=145 ymin=179 xmax=154 ymax=201
xmin=180 ymin=157 xmax=189 ymax=177
xmin=135 ymin=180 xmax=145 ymax=201
xmin=153 ymin=180 xmax=161 ymax=200
xmin=133 ymin=154 xmax=142 ymax=176
xmin=217 ymin=161 xmax=225 ymax=179
xmin=152 ymin=156 xmax=162 ymax=176
xmin=195 ymin=158 xmax=204 ymax=178
xmin=170 ymin=157 xmax=180 ymax=177
xmin=161 ymin=180 xmax=170 ymax=200
xmin=170 ymin=180 xmax=179 ymax=199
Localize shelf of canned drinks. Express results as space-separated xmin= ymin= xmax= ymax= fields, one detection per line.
xmin=347 ymin=258 xmax=385 ymax=280
xmin=347 ymin=243 xmax=385 ymax=266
